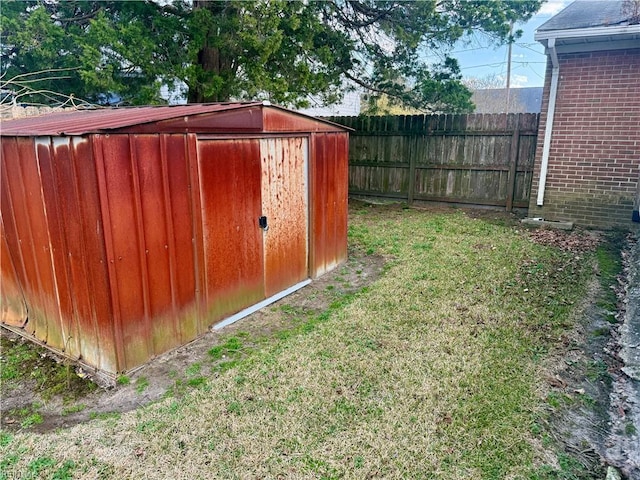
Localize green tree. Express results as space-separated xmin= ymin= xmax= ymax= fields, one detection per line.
xmin=1 ymin=0 xmax=542 ymax=111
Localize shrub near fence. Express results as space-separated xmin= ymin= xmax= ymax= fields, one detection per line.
xmin=326 ymin=113 xmax=539 ymax=211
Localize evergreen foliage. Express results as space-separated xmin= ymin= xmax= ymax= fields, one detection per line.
xmin=1 ymin=0 xmax=542 ymax=111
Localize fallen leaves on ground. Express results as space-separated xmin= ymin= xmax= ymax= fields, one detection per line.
xmin=527 ymin=229 xmax=601 ymax=254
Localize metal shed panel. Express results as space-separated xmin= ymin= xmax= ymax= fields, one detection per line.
xmin=198 ymin=139 xmax=266 ymax=321
xmin=0 ymin=103 xmax=263 ymax=136
xmin=93 ymin=133 xmax=204 ymax=372
xmin=0 ymin=136 xmax=118 ymax=371
xmin=1 ymin=104 xmax=350 ymax=377
xmin=0 ymin=103 xmax=347 ymax=137
xmin=35 ymin=138 xmax=82 ymax=359
xmin=159 ymin=135 xmax=199 ymax=346
xmin=0 ymin=142 xmax=30 ymax=329
xmin=94 ymin=135 xmax=152 ymax=369
xmin=131 ymin=135 xmax=178 ymax=355
xmin=261 ymin=137 xmax=309 ymax=297
xmin=37 ymin=137 xmax=116 ymax=370
xmin=92 ymin=134 xmax=206 ymax=370
xmin=310 ymin=132 xmax=349 ymax=277
xmin=0 ymin=220 xmax=27 ymax=327
xmin=1 ymin=137 xmax=59 ymax=341
xmin=262 ymin=107 xmax=348 ymax=133
xmin=114 ymin=107 xmax=265 ymax=134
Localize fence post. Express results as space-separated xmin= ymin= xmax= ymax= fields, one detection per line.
xmin=407 ymin=118 xmax=418 ymax=204
xmin=506 ymin=114 xmax=521 ymax=212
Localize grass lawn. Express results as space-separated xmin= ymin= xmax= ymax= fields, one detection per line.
xmin=0 ymin=202 xmax=613 ymax=479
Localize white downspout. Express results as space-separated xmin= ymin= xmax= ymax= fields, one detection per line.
xmin=536 ymin=38 xmax=559 ymax=206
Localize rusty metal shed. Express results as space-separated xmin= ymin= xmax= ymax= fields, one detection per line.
xmin=1 ymin=102 xmax=349 ymax=379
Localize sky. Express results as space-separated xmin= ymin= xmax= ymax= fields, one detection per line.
xmin=454 ymin=0 xmax=571 ymax=88
xmin=299 ymin=0 xmax=572 ymax=115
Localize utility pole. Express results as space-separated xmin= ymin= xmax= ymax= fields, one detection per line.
xmin=505 ymin=21 xmax=513 ymax=112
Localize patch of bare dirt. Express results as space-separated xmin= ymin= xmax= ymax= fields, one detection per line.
xmin=537 ymin=276 xmax=617 ymax=477
xmin=351 ymin=197 xmax=528 ymax=228
xmin=0 ymin=247 xmax=386 ymax=434
xmin=531 ymin=231 xmax=638 ymax=479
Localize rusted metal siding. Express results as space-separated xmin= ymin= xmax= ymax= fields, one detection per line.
xmin=1 ymin=103 xmax=264 ymax=136
xmin=2 ymin=103 xmax=348 ymax=137
xmin=94 ymin=134 xmax=147 ymax=369
xmin=1 ymin=104 xmax=349 ymax=377
xmin=196 ymin=136 xmax=312 ymax=319
xmin=93 ymin=134 xmax=202 ymax=371
xmin=0 ymin=136 xmax=117 ymax=371
xmin=163 ymin=135 xmax=200 ymax=344
xmin=310 ymin=132 xmax=349 ymax=278
xmin=1 ymin=133 xmax=207 ymax=373
xmin=0 ymin=219 xmax=27 ymax=327
xmin=261 ymin=137 xmax=309 ymax=297
xmin=0 ymin=144 xmax=27 ymax=329
xmin=263 ymin=108 xmax=349 ymax=134
xmin=1 ymin=137 xmax=61 ymax=346
xmin=197 ymin=139 xmax=265 ymax=322
xmin=37 ymin=137 xmax=115 ymax=371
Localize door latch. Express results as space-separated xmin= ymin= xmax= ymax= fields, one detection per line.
xmin=259 ymin=216 xmax=268 ymax=231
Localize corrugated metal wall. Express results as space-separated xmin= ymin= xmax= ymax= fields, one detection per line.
xmin=93 ymin=134 xmax=200 ymax=371
xmin=310 ymin=133 xmax=349 ymax=278
xmin=261 ymin=137 xmax=309 ymax=297
xmin=198 ymin=138 xmax=265 ymax=321
xmin=1 ymin=128 xmax=349 ymax=375
xmin=1 ymin=136 xmax=116 ymax=371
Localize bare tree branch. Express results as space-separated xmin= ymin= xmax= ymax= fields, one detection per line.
xmin=1 ymin=67 xmax=96 ymax=109
xmin=0 ymin=67 xmax=81 ymax=83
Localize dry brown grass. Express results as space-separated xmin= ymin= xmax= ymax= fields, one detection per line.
xmin=0 ymin=204 xmax=597 ymax=479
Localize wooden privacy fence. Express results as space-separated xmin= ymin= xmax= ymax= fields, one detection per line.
xmin=326 ymin=113 xmax=539 ymax=210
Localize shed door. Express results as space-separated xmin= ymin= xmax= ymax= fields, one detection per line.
xmin=198 ymin=139 xmax=265 ymax=319
xmin=197 ymin=137 xmax=308 ymax=320
xmin=260 ymin=137 xmax=309 ymax=297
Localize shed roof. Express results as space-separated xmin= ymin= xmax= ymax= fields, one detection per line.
xmin=0 ymin=102 xmax=349 ymax=136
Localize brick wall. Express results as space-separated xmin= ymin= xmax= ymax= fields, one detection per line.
xmin=528 ymin=48 xmax=640 ymax=228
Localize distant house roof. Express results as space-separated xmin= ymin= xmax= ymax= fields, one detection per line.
xmin=535 ymin=1 xmax=640 ymax=52
xmin=296 ymin=91 xmax=361 ymax=117
xmin=538 ymin=1 xmax=633 ymax=31
xmin=471 ymin=87 xmax=543 ymax=114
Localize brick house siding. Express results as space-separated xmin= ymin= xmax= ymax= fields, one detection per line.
xmin=528 ymin=48 xmax=640 ymax=228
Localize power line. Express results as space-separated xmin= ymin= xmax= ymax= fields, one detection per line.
xmin=514 ymin=43 xmax=547 ymax=55
xmin=450 ymin=41 xmax=545 ymax=56
xmin=459 ymin=61 xmax=546 ymax=70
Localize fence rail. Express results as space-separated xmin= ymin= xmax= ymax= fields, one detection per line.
xmin=326 ymin=113 xmax=539 ymax=210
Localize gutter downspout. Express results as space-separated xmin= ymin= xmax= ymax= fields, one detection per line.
xmin=633 ymin=167 xmax=640 ymax=222
xmin=536 ymin=38 xmax=559 ymax=206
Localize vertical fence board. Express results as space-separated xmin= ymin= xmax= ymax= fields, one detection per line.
xmin=506 ymin=116 xmax=521 ymax=211
xmin=328 ymin=113 xmax=538 ymax=209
